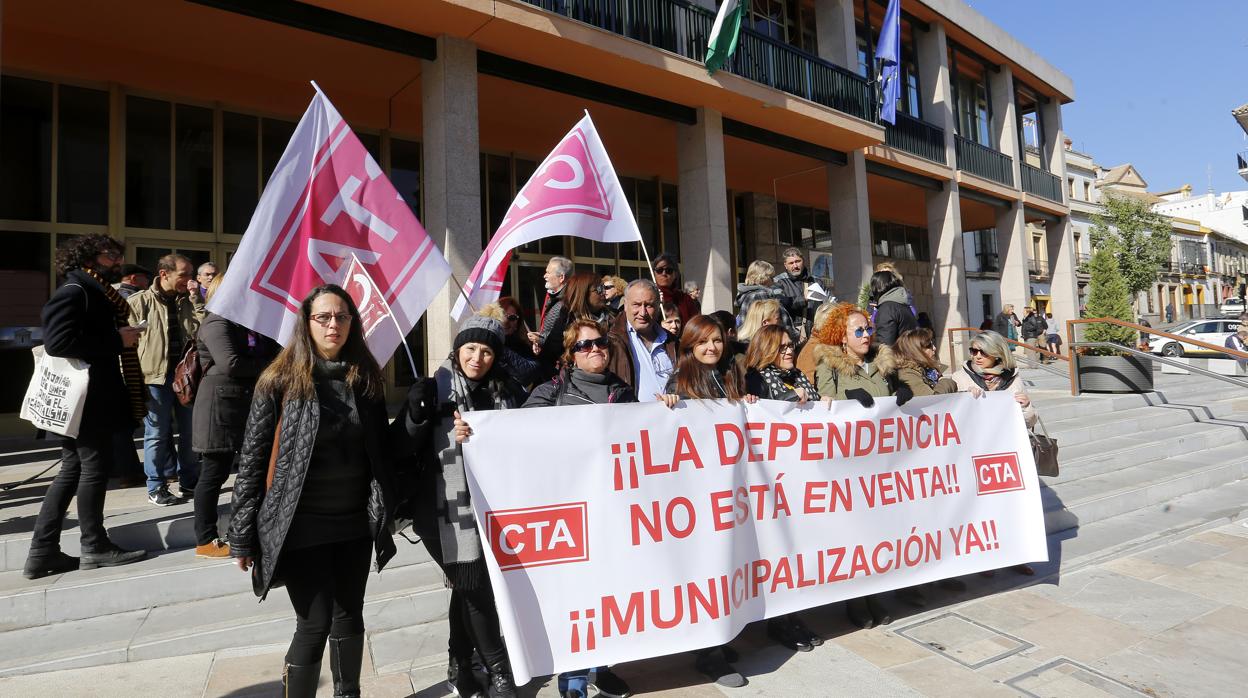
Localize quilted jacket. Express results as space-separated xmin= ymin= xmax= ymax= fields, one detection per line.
xmin=229 ymin=385 xmax=419 ymax=599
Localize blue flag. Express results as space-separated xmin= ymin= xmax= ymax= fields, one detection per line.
xmin=876 ymin=0 xmax=902 ymax=124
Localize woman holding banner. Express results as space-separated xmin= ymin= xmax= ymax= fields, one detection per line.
xmin=659 ymin=315 xmax=755 ymax=687
xmin=415 ymin=314 xmax=526 ymax=698
xmin=741 ymin=325 xmax=827 ymax=653
xmin=810 ymin=303 xmax=896 ymax=628
xmin=229 ymin=284 xmax=424 ymax=698
xmin=521 ymin=318 xmax=635 ymax=698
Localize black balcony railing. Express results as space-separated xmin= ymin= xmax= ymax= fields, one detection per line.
xmin=955 ymin=135 xmax=1014 ymax=187
xmin=884 ymin=112 xmax=946 ymax=164
xmin=1021 ymin=163 xmax=1062 ymax=202
xmin=975 ymin=253 xmax=1000 ymax=273
xmin=520 ymin=0 xmax=875 ymax=122
xmin=1029 ymin=258 xmax=1049 ymax=277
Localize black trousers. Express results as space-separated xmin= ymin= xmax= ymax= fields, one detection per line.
xmin=30 ymin=428 xmax=112 ymax=554
xmin=111 ymin=427 xmax=143 ymax=479
xmin=193 ymin=451 xmax=234 ymax=546
xmin=447 ymin=584 xmax=508 ymax=668
xmin=280 ymin=537 xmax=373 ymax=665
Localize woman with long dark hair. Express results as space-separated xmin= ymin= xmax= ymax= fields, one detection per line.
xmin=414 ymin=314 xmax=527 ymax=698
xmin=563 ymin=271 xmax=609 ymax=324
xmin=869 ymin=270 xmax=916 ymax=347
xmin=229 ymin=284 xmax=424 ymax=698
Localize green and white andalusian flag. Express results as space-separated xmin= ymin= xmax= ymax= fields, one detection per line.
xmin=704 ymin=0 xmax=743 ymax=75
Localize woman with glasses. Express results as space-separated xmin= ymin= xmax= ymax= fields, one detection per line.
xmin=881 ymin=328 xmax=958 ymax=398
xmin=810 ymin=303 xmax=894 ymax=628
xmin=601 ymin=275 xmax=626 ymax=319
xmin=229 ymin=285 xmax=425 ymax=698
xmin=520 ymin=318 xmax=635 ymax=698
xmin=949 ymin=330 xmax=1038 ymax=578
xmin=483 ymin=299 xmax=540 ymax=389
xmin=741 ymin=325 xmax=825 ymax=652
xmin=652 ymin=252 xmax=700 ymax=323
xmin=564 ymin=271 xmax=610 ymax=324
xmin=658 ymin=314 xmax=756 ymax=688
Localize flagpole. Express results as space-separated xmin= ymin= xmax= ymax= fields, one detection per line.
xmin=448 ymin=271 xmax=479 ymax=315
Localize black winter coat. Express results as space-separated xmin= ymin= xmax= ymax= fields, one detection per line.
xmin=41 ymin=270 xmax=132 ymax=433
xmin=192 ymin=313 xmax=279 ymax=454
xmin=873 ymin=300 xmax=917 ymax=347
xmin=229 ymin=385 xmax=418 ymax=599
xmin=523 ymin=368 xmax=636 ymax=407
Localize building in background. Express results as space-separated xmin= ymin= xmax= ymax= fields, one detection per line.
xmin=0 ymin=0 xmax=1077 ymax=427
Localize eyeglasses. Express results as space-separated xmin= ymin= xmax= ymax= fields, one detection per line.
xmin=779 ymin=343 xmax=796 ymax=354
xmin=572 ymin=337 xmax=610 ymax=353
xmin=969 ymin=347 xmax=987 ymax=357
xmin=653 ymin=267 xmax=675 ymax=275
xmin=504 ymin=314 xmax=520 ymax=322
xmin=852 ymin=326 xmax=875 ymax=338
xmin=311 ymin=312 xmax=352 ymax=326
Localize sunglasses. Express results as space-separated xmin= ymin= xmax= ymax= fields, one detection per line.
xmin=504 ymin=314 xmax=520 ymax=322
xmin=852 ymin=326 xmax=875 ymax=338
xmin=970 ymin=347 xmax=988 ymax=357
xmin=591 ymin=285 xmax=606 ymax=295
xmin=654 ymin=267 xmax=675 ymax=275
xmin=572 ymin=337 xmax=610 ymax=353
xmin=779 ymin=343 xmax=796 ymax=354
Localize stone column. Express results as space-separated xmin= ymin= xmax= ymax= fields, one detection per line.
xmin=815 ymin=0 xmax=858 ymax=68
xmin=988 ymin=64 xmax=1021 ymax=187
xmin=915 ymin=19 xmax=956 ymax=165
xmin=678 ymin=108 xmax=733 ymax=312
xmin=422 ymin=36 xmax=480 ymax=374
xmin=926 ymin=183 xmax=968 ymax=338
xmin=1046 ymin=216 xmax=1078 ymax=324
xmin=996 ymin=202 xmax=1029 ymax=317
xmin=827 ymin=156 xmax=873 ymax=301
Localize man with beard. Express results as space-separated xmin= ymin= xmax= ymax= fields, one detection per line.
xmin=527 ymin=255 xmax=572 ymax=382
xmin=24 ymin=235 xmax=148 ymax=579
xmin=773 ymin=247 xmax=815 ymax=341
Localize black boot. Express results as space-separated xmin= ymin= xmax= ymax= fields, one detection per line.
xmin=448 ymin=654 xmax=484 ymax=697
xmin=846 ymin=597 xmax=874 ymax=629
xmin=486 ymin=658 xmax=518 ymax=698
xmin=282 ymin=662 xmax=321 ymax=698
xmin=866 ymin=594 xmax=893 ymax=626
xmin=328 ymin=634 xmax=364 ymax=697
xmin=22 ymin=550 xmax=79 ymax=580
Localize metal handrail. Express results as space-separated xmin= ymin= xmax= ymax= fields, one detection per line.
xmin=1063 ymin=317 xmax=1248 ymax=396
xmin=946 ymin=326 xmax=1069 ymax=366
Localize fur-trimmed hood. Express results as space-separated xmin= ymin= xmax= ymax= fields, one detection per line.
xmin=876 ymin=350 xmax=947 ymax=377
xmin=813 ymin=343 xmax=894 ymax=377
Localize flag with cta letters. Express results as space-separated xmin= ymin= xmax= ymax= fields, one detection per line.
xmin=208 ymin=84 xmax=451 ymax=349
xmin=451 ymin=113 xmax=642 ymax=321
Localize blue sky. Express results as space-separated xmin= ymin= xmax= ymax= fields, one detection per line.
xmin=967 ymin=0 xmax=1248 ymax=194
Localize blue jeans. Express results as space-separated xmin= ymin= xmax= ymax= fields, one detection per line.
xmin=558 ymin=667 xmax=606 ymax=697
xmin=143 ymin=378 xmax=197 ymax=494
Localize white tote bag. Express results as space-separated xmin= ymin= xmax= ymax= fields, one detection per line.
xmin=20 ymin=346 xmax=91 ymax=438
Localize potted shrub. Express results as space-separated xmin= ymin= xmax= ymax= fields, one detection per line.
xmin=1077 ymin=246 xmax=1154 ymax=392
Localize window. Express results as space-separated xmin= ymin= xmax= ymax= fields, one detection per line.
xmin=981 ymin=294 xmax=994 ymax=324
xmin=747 ymin=0 xmax=816 ymax=53
xmin=175 ymin=104 xmax=214 ymax=232
xmin=1068 ymin=178 xmax=1077 ymax=199
xmin=871 ymin=221 xmax=929 ymax=261
xmin=390 ymin=138 xmax=422 ymax=222
xmin=777 ymin=202 xmax=833 ymax=250
xmin=57 ymin=86 xmax=110 ymax=225
xmin=125 ymin=96 xmax=171 ymax=229
xmin=970 ymin=228 xmax=999 ymax=272
xmin=222 ymin=112 xmax=259 ymax=235
xmin=1 ymin=76 xmax=53 ymax=221
xmin=1084 ymin=181 xmax=1091 ymax=201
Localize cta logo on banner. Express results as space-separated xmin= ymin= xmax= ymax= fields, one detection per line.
xmin=487 ymin=503 xmax=589 ymax=571
xmin=461 ymin=392 xmax=1048 ymax=685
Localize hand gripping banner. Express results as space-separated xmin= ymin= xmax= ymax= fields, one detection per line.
xmin=461 ymin=392 xmax=1048 ymax=684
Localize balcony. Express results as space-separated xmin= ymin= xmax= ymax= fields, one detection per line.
xmin=955 ymin=135 xmax=1014 ymax=187
xmin=1076 ymin=252 xmax=1091 ymax=275
xmin=971 ymin=253 xmax=1000 ymax=274
xmin=1029 ymin=258 xmax=1049 ymax=277
xmin=1021 ymin=163 xmax=1063 ymax=202
xmin=519 ymin=0 xmax=874 ymax=122
xmin=1239 ymin=151 xmax=1248 ymax=182
xmin=884 ymin=112 xmax=947 ymax=165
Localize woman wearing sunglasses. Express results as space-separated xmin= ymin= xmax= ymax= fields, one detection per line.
xmin=564 ymin=271 xmax=610 ymax=325
xmin=881 ymin=328 xmax=958 ymax=398
xmin=652 ymin=252 xmax=700 ymax=323
xmin=229 ymin=285 xmax=424 ymax=697
xmin=520 ymin=318 xmax=635 ymax=698
xmin=809 ymin=302 xmax=894 ymax=628
xmin=482 ymin=300 xmax=541 ymax=388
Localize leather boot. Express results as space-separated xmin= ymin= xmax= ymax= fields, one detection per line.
xmin=486 ymin=658 xmax=518 ymax=698
xmin=328 ymin=634 xmax=364 ymax=697
xmin=282 ymin=661 xmax=321 ymax=698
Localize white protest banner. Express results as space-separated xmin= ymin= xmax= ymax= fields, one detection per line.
xmin=20 ymin=346 xmax=90 ymax=438
xmin=209 ymin=84 xmax=451 ymax=348
xmin=451 ymin=113 xmax=642 ymax=320
xmin=462 ymin=392 xmax=1047 ymax=684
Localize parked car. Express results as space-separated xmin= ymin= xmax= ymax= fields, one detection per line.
xmin=1150 ymin=318 xmax=1242 ymax=357
xmin=1221 ymin=297 xmax=1246 ymax=316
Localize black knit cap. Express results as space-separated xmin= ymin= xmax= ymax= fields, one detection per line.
xmin=454 ymin=314 xmax=504 ymax=355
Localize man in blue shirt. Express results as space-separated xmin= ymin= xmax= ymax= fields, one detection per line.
xmin=606 ymin=279 xmax=676 ymax=400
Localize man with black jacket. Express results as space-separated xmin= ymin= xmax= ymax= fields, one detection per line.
xmin=1020 ymin=307 xmax=1046 ymax=359
xmin=773 ymin=247 xmax=814 ymax=340
xmin=24 ymin=235 xmax=148 ymax=579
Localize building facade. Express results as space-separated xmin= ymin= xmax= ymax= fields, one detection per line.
xmin=0 ymin=0 xmax=1077 ymax=418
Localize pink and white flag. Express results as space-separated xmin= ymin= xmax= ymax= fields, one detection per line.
xmin=452 ymin=113 xmax=642 ymax=320
xmin=208 ymin=85 xmax=451 ymax=350
xmin=339 ymin=254 xmax=408 ymax=368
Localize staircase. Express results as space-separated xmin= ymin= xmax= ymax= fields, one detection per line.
xmin=0 ymin=368 xmax=1244 ymax=680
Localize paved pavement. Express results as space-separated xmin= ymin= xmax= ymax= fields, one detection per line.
xmin=2 ymin=510 xmax=1245 ymax=697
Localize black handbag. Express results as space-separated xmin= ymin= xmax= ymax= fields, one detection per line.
xmin=1030 ymin=414 xmax=1059 ymax=477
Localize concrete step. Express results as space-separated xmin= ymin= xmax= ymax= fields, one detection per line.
xmin=0 ymin=557 xmax=449 ymax=678
xmin=1041 ymin=397 xmax=1247 ymax=446
xmin=1054 ymin=420 xmax=1248 ymax=478
xmin=1043 ymin=442 xmax=1248 ymax=534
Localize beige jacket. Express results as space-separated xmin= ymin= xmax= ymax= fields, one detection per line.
xmin=128 ymin=287 xmax=205 ymax=384
xmin=813 ymin=344 xmax=893 ymax=401
xmin=949 ymin=364 xmax=1038 ymax=428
